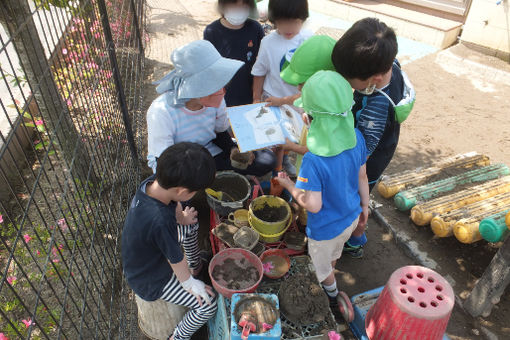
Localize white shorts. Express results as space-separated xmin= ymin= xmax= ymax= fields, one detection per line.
xmin=308 ymin=217 xmax=359 ymax=283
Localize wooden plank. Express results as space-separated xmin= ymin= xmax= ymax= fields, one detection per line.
xmin=463 ymin=237 xmax=510 ymax=317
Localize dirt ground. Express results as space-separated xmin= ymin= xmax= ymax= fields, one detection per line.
xmin=139 ymin=0 xmax=510 ymax=339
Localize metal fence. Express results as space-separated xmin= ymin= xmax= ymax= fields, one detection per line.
xmin=0 ymin=0 xmax=146 ymax=338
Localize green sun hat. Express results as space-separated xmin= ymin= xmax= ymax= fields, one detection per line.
xmin=297 ymin=70 xmax=356 ymax=157
xmin=280 ymin=35 xmax=336 ymax=86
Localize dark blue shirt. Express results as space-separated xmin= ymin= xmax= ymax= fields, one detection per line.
xmin=204 ymin=19 xmax=264 ymax=106
xmin=352 ymin=61 xmax=404 ymax=154
xmin=296 ymin=129 xmax=367 ymax=241
xmin=121 ymin=176 xmax=183 ymax=301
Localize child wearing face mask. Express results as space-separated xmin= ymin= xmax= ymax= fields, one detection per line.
xmin=332 ymin=18 xmax=411 ymax=258
xmin=204 ymin=0 xmax=264 ymax=107
xmin=251 ymin=0 xmax=311 ymax=175
xmin=147 ymin=40 xmax=277 ymax=176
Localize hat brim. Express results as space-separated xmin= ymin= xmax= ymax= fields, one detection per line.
xmin=280 ymin=66 xmax=308 ymax=86
xmin=180 ymin=57 xmax=244 ymax=99
xmin=293 ymin=96 xmax=303 ymax=108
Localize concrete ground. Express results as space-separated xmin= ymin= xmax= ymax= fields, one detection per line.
xmin=140 ymin=0 xmax=510 ymax=339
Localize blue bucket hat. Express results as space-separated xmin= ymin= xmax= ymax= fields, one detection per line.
xmin=153 ymin=40 xmax=244 ymax=105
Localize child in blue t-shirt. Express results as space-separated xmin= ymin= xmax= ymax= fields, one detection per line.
xmin=204 ymin=0 xmax=265 ymax=106
xmin=122 ymin=143 xmax=217 ymax=340
xmin=276 ymin=71 xmax=369 ymax=315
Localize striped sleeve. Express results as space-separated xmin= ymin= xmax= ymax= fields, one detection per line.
xmin=355 ymin=95 xmax=390 ymax=155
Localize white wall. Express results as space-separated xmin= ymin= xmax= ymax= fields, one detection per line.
xmin=461 ymin=0 xmax=510 ymax=56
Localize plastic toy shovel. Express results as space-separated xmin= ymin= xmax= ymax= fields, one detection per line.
xmin=205 ymin=188 xmax=235 ymax=202
xmin=238 ymin=313 xmax=256 ymax=340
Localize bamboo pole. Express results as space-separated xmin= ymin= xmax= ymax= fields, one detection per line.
xmin=377 ymin=152 xmax=489 ymax=198
xmin=410 ymin=176 xmax=510 ymax=226
xmin=394 ymin=164 xmax=509 ymax=211
xmin=428 ymin=192 xmax=510 ymax=240
xmin=479 ymin=210 xmax=510 ymax=243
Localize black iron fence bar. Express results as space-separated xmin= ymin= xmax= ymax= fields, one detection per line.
xmin=97 ymin=0 xmax=139 ymax=164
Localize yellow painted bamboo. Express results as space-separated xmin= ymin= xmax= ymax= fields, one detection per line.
xmin=377 ymin=152 xmax=489 ymax=198
xmin=410 ymin=176 xmax=510 ymax=226
xmin=430 ymin=191 xmax=510 ymax=239
xmin=507 ymin=211 xmax=510 ymax=230
xmin=454 ymin=219 xmax=483 ymax=244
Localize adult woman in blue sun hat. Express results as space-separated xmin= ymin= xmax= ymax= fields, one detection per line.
xmin=147 ymin=39 xmax=276 ymax=176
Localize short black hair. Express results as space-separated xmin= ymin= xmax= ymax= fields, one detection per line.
xmin=268 ymin=0 xmax=309 ymax=23
xmin=156 ymin=142 xmax=216 ymax=191
xmin=218 ymin=0 xmax=256 ymax=10
xmin=332 ymin=18 xmax=398 ymax=80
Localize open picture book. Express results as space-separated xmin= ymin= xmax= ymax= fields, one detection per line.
xmin=227 ymin=103 xmax=305 ymax=152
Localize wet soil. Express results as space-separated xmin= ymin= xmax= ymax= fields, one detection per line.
xmin=212 ymin=223 xmax=238 ymax=248
xmin=262 ymin=255 xmax=289 ymax=277
xmin=210 ymin=176 xmax=249 ymax=201
xmin=211 ymin=258 xmax=259 ymax=290
xmin=254 ymin=203 xmax=288 ymax=222
xmin=233 ymin=296 xmax=278 ymax=333
xmin=279 ymin=272 xmax=330 ymax=325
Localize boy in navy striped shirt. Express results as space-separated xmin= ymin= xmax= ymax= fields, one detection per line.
xmin=332 ymin=18 xmax=406 ymax=257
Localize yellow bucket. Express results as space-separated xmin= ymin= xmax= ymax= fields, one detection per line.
xmin=250 ymin=214 xmax=292 ymax=243
xmin=249 ymin=195 xmax=291 ymax=235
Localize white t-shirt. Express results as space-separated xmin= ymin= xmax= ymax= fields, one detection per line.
xmin=251 ymin=30 xmax=312 ymax=98
xmin=146 ymin=92 xmax=229 ymax=172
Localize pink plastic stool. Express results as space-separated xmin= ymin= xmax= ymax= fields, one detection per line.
xmin=365 ymin=265 xmax=454 ymax=340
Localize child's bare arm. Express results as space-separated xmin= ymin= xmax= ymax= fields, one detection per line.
xmin=252 ymin=76 xmax=265 ymax=103
xmin=282 ymin=138 xmax=308 ymax=155
xmin=169 ymin=257 xmax=192 ymax=282
xmin=266 ymin=93 xmax=301 ymax=107
xmin=357 ymin=164 xmax=369 ymax=226
xmin=276 ymin=174 xmax=322 ymax=213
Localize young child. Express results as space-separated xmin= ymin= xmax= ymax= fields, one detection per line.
xmin=276 ymin=71 xmax=369 ymax=314
xmin=147 ymin=40 xmax=276 ymax=176
xmin=122 ymin=142 xmax=217 ymax=340
xmin=251 ymin=0 xmax=311 ymax=104
xmin=251 ymin=0 xmax=311 ymax=175
xmin=332 ymin=18 xmax=406 ymax=258
xmin=204 ymin=0 xmax=264 ymax=106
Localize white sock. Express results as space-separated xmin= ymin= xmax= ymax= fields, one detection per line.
xmin=323 ymin=281 xmax=338 ymax=298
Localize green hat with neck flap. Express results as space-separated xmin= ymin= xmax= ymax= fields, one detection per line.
xmin=295 ymin=70 xmax=356 ymax=157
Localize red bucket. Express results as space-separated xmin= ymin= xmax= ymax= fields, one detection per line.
xmin=208 ymin=248 xmax=263 ymax=299
xmin=365 ymin=265 xmax=454 ymax=340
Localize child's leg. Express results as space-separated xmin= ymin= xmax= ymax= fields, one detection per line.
xmin=160 ymin=275 xmax=217 ymax=340
xmin=308 ymin=218 xmax=359 ymax=297
xmin=177 ymin=223 xmax=201 ymax=272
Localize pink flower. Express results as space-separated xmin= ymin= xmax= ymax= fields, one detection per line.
xmin=0 ymin=332 xmax=9 ymax=340
xmin=66 ymin=99 xmax=72 ymax=106
xmin=58 ymin=244 xmax=64 ymax=250
xmin=33 ymin=140 xmax=40 ymax=145
xmin=0 ymin=214 xmax=3 ymax=223
xmin=21 ymin=319 xmax=33 ymax=328
xmin=52 ymin=259 xmax=60 ymax=263
xmin=62 ymin=48 xmax=68 ymax=55
xmin=328 ymin=331 xmax=341 ymax=340
xmin=6 ymin=276 xmax=17 ymax=285
xmin=23 ymin=234 xmax=32 ymax=243
xmin=262 ymin=262 xmax=274 ymax=273
xmin=51 ymin=247 xmax=58 ymax=257
xmin=57 ymin=218 xmax=68 ymax=232
xmin=107 ymin=135 xmax=112 ymax=140
xmin=36 ymin=250 xmax=41 ymax=256
xmin=35 ymin=119 xmax=44 ymax=126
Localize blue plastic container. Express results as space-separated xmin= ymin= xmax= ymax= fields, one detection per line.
xmin=349 ymin=287 xmax=451 ymax=340
xmin=230 ymin=293 xmax=281 ymax=340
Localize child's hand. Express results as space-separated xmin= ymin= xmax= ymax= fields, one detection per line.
xmin=265 ymin=96 xmax=288 ymax=107
xmin=275 ymin=171 xmax=294 ymax=189
xmin=357 ymin=205 xmax=369 ymax=229
xmin=180 ymin=206 xmax=198 ymax=225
